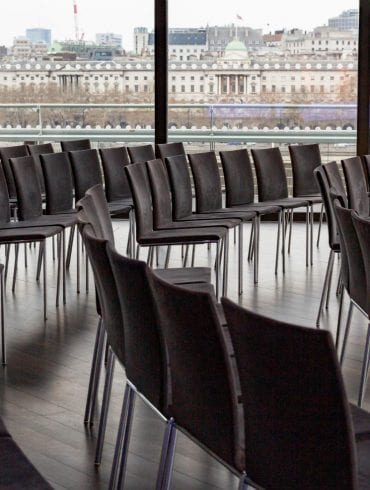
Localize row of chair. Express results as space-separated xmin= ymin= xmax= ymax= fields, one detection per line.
xmin=77 ymin=184 xmax=370 ymax=490
xmin=314 ymin=155 xmax=370 ymax=407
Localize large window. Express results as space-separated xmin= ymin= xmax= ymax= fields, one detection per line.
xmin=168 ymin=0 xmax=359 ymax=159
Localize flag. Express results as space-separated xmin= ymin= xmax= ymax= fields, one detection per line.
xmin=236 ymin=14 xmax=243 ymax=20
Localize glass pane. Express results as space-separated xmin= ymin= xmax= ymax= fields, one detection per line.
xmin=168 ymin=1 xmax=359 ymax=162
xmin=0 ymin=0 xmax=154 ymax=146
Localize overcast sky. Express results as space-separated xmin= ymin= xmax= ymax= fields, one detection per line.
xmin=2 ymin=0 xmax=358 ymax=50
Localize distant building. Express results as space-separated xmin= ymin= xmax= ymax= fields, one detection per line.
xmin=207 ymin=25 xmax=263 ymax=55
xmin=148 ymin=28 xmax=207 ymax=60
xmin=263 ymin=31 xmax=284 ymax=48
xmin=26 ymin=28 xmax=51 ymax=45
xmin=282 ymin=26 xmax=358 ymax=56
xmin=0 ymin=46 xmax=7 ymax=59
xmin=96 ymin=33 xmax=122 ymax=48
xmin=12 ymin=37 xmax=48 ymax=60
xmin=133 ymin=27 xmax=149 ymax=56
xmin=328 ymin=9 xmax=359 ymax=31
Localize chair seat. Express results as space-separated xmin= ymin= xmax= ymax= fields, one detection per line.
xmin=295 ymin=194 xmax=322 ymax=205
xmin=157 ymin=218 xmax=239 ymax=231
xmin=197 ymin=208 xmax=256 ymax=222
xmin=177 ymin=213 xmax=241 ymax=223
xmin=0 ymin=438 xmax=52 ymax=489
xmin=260 ymin=197 xmax=309 ymax=209
xmin=27 ymin=215 xmax=77 ymax=228
xmin=138 ymin=226 xmax=227 ymax=245
xmin=108 ymin=201 xmax=133 ymax=215
xmin=350 ymin=403 xmax=370 ymax=441
xmin=229 ymin=203 xmax=281 ymax=215
xmin=154 ymin=267 xmax=211 ymax=284
xmin=0 ymin=226 xmax=62 ymax=241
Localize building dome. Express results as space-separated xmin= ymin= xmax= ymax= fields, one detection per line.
xmin=224 ymin=40 xmax=248 ymax=60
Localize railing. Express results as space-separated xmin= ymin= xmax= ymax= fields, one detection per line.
xmin=0 ymin=102 xmax=357 ymax=146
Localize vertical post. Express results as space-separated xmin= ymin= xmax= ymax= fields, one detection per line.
xmin=155 ymin=0 xmax=168 ymax=146
xmin=357 ymin=0 xmax=370 ymax=156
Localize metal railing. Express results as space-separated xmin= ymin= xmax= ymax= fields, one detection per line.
xmin=0 ymin=102 xmax=357 ymax=146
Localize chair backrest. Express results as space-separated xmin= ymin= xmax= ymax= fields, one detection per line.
xmin=127 ymin=144 xmax=155 ymax=164
xmin=60 ymin=139 xmax=91 ymax=152
xmin=148 ymin=270 xmax=241 ymax=471
xmin=84 ymin=184 xmax=115 ymax=243
xmin=219 ymin=149 xmax=255 ymax=206
xmin=0 ymin=165 xmax=11 ymax=224
xmin=27 ymin=143 xmax=55 ymax=195
xmin=334 ymin=201 xmax=366 ymax=311
xmin=341 ymin=156 xmax=369 ymax=217
xmin=288 ymin=143 xmax=322 ymax=197
xmin=156 ymin=142 xmax=185 ymax=160
xmin=164 ymin=154 xmax=193 ymax=220
xmin=146 ymin=159 xmax=173 ymax=228
xmin=40 ymin=152 xmax=74 ymax=214
xmin=329 ymin=191 xmax=349 ymax=294
xmin=352 ymin=211 xmax=370 ymax=317
xmin=80 ymin=225 xmax=125 ymax=365
xmin=9 ymin=155 xmax=43 ymax=220
xmin=188 ymin=151 xmax=223 ymax=213
xmin=68 ymin=149 xmax=103 ymax=202
xmin=314 ymin=165 xmax=339 ymax=250
xmin=0 ymin=144 xmax=28 ymax=199
xmin=251 ymin=147 xmax=288 ymax=201
xmin=106 ymin=243 xmax=165 ymax=410
xmin=362 ymin=154 xmax=370 ymax=188
xmin=323 ymin=161 xmax=348 ymax=207
xmin=221 ymin=297 xmax=357 ymax=490
xmin=99 ymin=146 xmax=132 ymax=202
xmin=125 ymin=163 xmax=154 ymax=238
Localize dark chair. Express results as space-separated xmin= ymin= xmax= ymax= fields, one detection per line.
xmin=125 ymin=163 xmax=228 ymax=298
xmin=127 ymin=144 xmax=155 ymax=163
xmin=98 ymin=146 xmax=133 ymax=205
xmin=314 ymin=165 xmax=341 ymax=327
xmin=99 ymin=146 xmax=134 ymax=255
xmin=10 ymin=155 xmax=77 ymax=306
xmin=288 ymin=143 xmax=324 ymax=256
xmin=251 ymin=147 xmax=310 ymax=269
xmin=39 ymin=151 xmax=80 ymax=285
xmin=27 ymin=142 xmax=54 ymax=194
xmin=188 ymin=151 xmax=260 ymax=285
xmin=146 ymin=158 xmax=242 ymax=291
xmin=156 ymin=142 xmax=185 ymax=160
xmin=0 ymin=163 xmax=62 ymax=321
xmin=333 ymin=201 xmax=367 ymax=373
xmin=60 ymin=138 xmax=91 ymax=152
xmin=0 ymin=417 xmax=52 ymax=489
xmin=222 ymin=297 xmax=370 ymax=490
xmin=220 ymin=148 xmax=282 ymax=277
xmin=77 ymin=189 xmax=213 ymax=449
xmin=351 ymin=212 xmax=370 ymax=406
xmin=342 ymin=156 xmax=369 ymax=217
xmin=323 ymin=160 xmax=348 ymax=207
xmin=0 ymin=144 xmax=28 ymax=200
xmin=69 ymin=149 xmax=132 ymax=218
xmin=147 ymin=267 xmax=241 ymax=489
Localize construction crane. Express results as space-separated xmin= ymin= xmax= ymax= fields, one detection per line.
xmin=73 ymin=0 xmax=80 ymax=42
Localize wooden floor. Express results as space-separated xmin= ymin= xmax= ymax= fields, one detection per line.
xmin=0 ymin=219 xmax=369 ymax=489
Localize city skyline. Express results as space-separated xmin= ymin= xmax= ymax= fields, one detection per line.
xmin=2 ymin=0 xmax=357 ymax=50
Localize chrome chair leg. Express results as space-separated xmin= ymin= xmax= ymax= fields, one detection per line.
xmin=84 ymin=318 xmax=105 ymax=425
xmin=340 ymin=301 xmax=354 ymax=365
xmin=335 ymin=288 xmax=345 ymax=352
xmin=222 ymin=234 xmax=229 ymax=298
xmin=316 ymin=250 xmax=334 ymax=327
xmin=56 ymin=234 xmax=62 ymax=307
xmin=358 ymin=324 xmax=370 ymax=407
xmin=77 ymin=230 xmax=81 ymax=294
xmin=253 ymin=216 xmax=260 ymax=285
xmin=165 ymin=246 xmax=171 ymax=269
xmin=1 ymin=266 xmax=5 ymax=365
xmin=116 ymin=389 xmax=136 ymax=489
xmin=248 ymin=222 xmax=254 ymax=262
xmin=238 ymin=225 xmax=243 ymax=295
xmin=310 ymin=205 xmax=314 ymax=265
xmin=109 ymin=384 xmax=135 ymax=489
xmin=215 ymin=241 xmax=220 ymax=300
xmin=43 ymin=242 xmax=47 ymax=321
xmin=317 ymin=203 xmax=324 ymax=248
xmin=12 ymin=244 xmax=19 ymax=292
xmin=156 ymin=418 xmax=177 ymax=490
xmin=275 ymin=211 xmax=282 ymax=275
xmin=95 ymin=348 xmax=115 ymax=466
xmin=66 ymin=225 xmax=75 ymax=270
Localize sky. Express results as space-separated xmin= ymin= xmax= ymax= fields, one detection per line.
xmin=2 ymin=0 xmax=358 ymax=50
